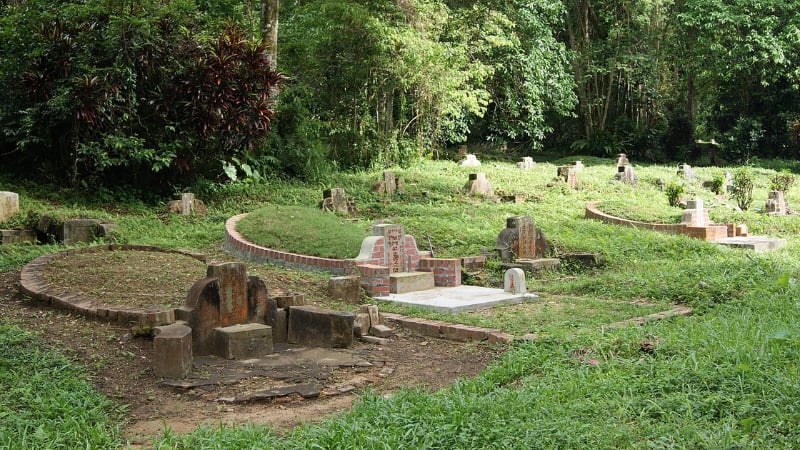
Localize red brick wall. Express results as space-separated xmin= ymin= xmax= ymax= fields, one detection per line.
xmin=419 ymin=258 xmax=461 ymax=287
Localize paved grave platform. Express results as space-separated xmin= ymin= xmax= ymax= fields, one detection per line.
xmin=375 ymin=285 xmax=538 ymax=313
xmin=714 ymin=236 xmax=787 ymax=252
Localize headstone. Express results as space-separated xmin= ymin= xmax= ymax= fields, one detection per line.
xmin=677 ymin=164 xmax=696 ymax=182
xmin=383 ymin=172 xmax=396 ymax=196
xmin=765 ymin=190 xmax=787 ymax=215
xmin=206 ymin=262 xmax=248 ymax=327
xmin=516 ymin=157 xmax=536 ymax=170
xmin=724 ymin=171 xmax=734 ymax=192
xmin=287 ymin=305 xmax=355 ymax=348
xmin=374 ymin=224 xmax=406 ymax=273
xmin=63 ymin=219 xmax=99 ymax=245
xmin=353 ymin=311 xmax=371 ymax=337
xmin=617 ymin=165 xmax=636 ymax=184
xmin=504 ymin=268 xmax=526 ymax=294
xmin=328 ymin=275 xmax=361 ymax=304
xmin=464 ymin=173 xmax=493 ymax=196
xmin=1 ymin=229 xmax=36 ymax=245
xmin=457 ymin=145 xmax=468 ymax=156
xmin=167 ymin=193 xmax=207 ymax=216
xmin=681 ymin=198 xmax=709 ymax=227
xmin=459 ymin=154 xmax=481 ymax=167
xmin=246 ymin=276 xmax=269 ymax=324
xmin=615 ymin=153 xmax=629 ymax=169
xmin=0 ymin=192 xmax=19 ymax=223
xmin=272 ymin=308 xmax=288 ymax=343
xmin=557 ymin=166 xmax=578 ymax=189
xmin=572 ymin=160 xmax=584 ymax=172
xmin=153 ymin=322 xmax=193 ymax=379
xmin=495 ymin=216 xmax=537 ymax=261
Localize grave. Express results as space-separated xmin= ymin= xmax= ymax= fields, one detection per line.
xmin=765 ymin=190 xmax=787 ymax=215
xmin=321 ymin=188 xmax=356 ymax=214
xmin=0 ymin=191 xmax=19 ymax=223
xmin=516 ymin=156 xmax=536 ymax=170
xmin=371 ymin=171 xmax=404 ymax=196
xmin=572 ymin=160 xmax=584 ymax=172
xmin=328 ymin=275 xmax=361 ymax=304
xmin=680 ymin=198 xmax=709 ymax=227
xmin=714 ymin=236 xmax=787 ymax=252
xmin=167 ymin=193 xmax=207 ymax=216
xmin=616 ymin=165 xmax=636 ymax=184
xmin=504 ymin=268 xmax=526 ymax=294
xmin=677 ymin=164 xmax=696 ymax=182
xmin=64 ymin=219 xmax=100 ymax=245
xmin=374 ymin=285 xmax=537 ymax=314
xmin=615 ymin=153 xmax=629 ymax=169
xmin=464 ymin=173 xmax=493 ymax=197
xmin=1 ymin=229 xmax=36 ymax=245
xmin=496 ymin=216 xmax=559 ymax=271
xmin=557 ymin=165 xmax=578 ymax=189
xmin=459 ymin=154 xmax=481 ymax=167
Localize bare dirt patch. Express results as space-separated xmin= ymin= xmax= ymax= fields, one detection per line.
xmin=0 ymin=267 xmax=501 ymax=446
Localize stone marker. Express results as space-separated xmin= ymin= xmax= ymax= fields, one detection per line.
xmin=177 ymin=277 xmax=222 ymax=355
xmin=557 ymin=165 xmax=578 ymax=189
xmin=328 ymin=275 xmax=361 ymax=304
xmin=504 ymin=268 xmax=526 ymax=294
xmin=681 ymin=198 xmax=709 ymax=227
xmin=287 ymin=305 xmax=355 ymax=348
xmin=464 ymin=173 xmax=493 ymax=196
xmin=167 ymin=193 xmax=207 ymax=216
xmin=273 ymin=293 xmax=307 ymax=308
xmin=495 ymin=216 xmax=537 ymax=261
xmin=374 ymin=224 xmax=407 ymax=273
xmin=1 ymin=229 xmax=36 ymax=245
xmin=616 ymin=165 xmax=636 ymax=184
xmin=383 ymin=171 xmax=396 ymax=196
xmin=366 ymin=304 xmax=381 ymax=327
xmin=206 ymin=262 xmax=248 ymax=327
xmin=516 ymin=156 xmax=536 ymax=170
xmin=63 ymin=219 xmax=99 ymax=245
xmin=246 ymin=276 xmax=269 ymax=324
xmin=572 ymin=160 xmax=584 ymax=172
xmin=765 ymin=190 xmax=787 ymax=215
xmin=370 ymin=324 xmax=394 ymax=338
xmin=677 ymin=164 xmax=696 ymax=182
xmin=0 ymin=192 xmax=19 ymax=223
xmin=272 ymin=308 xmax=288 ymax=343
xmin=153 ymin=322 xmax=193 ymax=379
xmin=616 ymin=153 xmax=629 ymax=169
xmin=459 ymin=154 xmax=481 ymax=167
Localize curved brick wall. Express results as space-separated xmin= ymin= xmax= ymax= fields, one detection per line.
xmin=584 ymin=202 xmax=729 ymax=241
xmin=19 ymin=245 xmax=206 ymax=326
xmin=223 ymin=214 xmax=357 ymax=275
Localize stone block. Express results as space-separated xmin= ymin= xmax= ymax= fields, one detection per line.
xmin=389 ymin=271 xmax=434 ymax=293
xmin=272 ymin=308 xmax=288 ymax=343
xmin=504 ymin=268 xmax=526 ymax=294
xmin=328 ymin=275 xmax=361 ymax=304
xmin=247 ymin=276 xmax=269 ymax=324
xmin=365 ymin=304 xmax=381 ymax=326
xmin=153 ymin=323 xmax=192 ymax=379
xmin=214 ymin=323 xmax=273 ymax=359
xmin=370 ymin=324 xmax=394 ymax=338
xmin=176 ymin=277 xmax=221 ymax=355
xmin=0 ymin=192 xmax=19 ymax=223
xmin=1 ymin=229 xmax=36 ymax=245
xmin=63 ymin=219 xmax=99 ymax=245
xmin=273 ymin=293 xmax=307 ymax=309
xmin=353 ymin=312 xmax=371 ymax=337
xmin=464 ymin=172 xmax=493 ymax=196
xmin=514 ymin=258 xmax=561 ymax=272
xmin=287 ymin=305 xmax=354 ymax=348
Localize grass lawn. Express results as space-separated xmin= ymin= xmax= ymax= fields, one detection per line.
xmin=2 ymin=156 xmax=800 ymax=447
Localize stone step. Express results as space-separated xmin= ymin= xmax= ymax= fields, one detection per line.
xmin=390 ymin=271 xmax=435 ymax=294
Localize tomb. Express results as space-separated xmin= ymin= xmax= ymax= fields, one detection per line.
xmin=677 ymin=164 xmax=696 ymax=182
xmin=464 ymin=173 xmax=494 ymax=197
xmin=765 ymin=190 xmax=787 ymax=215
xmin=495 ymin=216 xmax=560 ymax=272
xmin=680 ymin=198 xmax=709 ymax=227
xmin=459 ymin=154 xmax=481 ymax=167
xmin=328 ymin=275 xmax=361 ymax=304
xmin=321 ymin=188 xmax=356 ymax=214
xmin=516 ymin=157 xmax=536 ymax=170
xmin=0 ymin=191 xmax=19 ymax=223
xmin=166 ymin=193 xmax=207 ymax=216
xmin=371 ymin=171 xmax=404 ymax=197
xmin=557 ymin=165 xmax=578 ymax=189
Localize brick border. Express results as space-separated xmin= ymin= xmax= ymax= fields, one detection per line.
xmin=19 ymin=245 xmax=207 ymax=327
xmin=585 ymin=202 xmax=729 ymax=241
xmin=223 ymin=214 xmax=358 ymax=275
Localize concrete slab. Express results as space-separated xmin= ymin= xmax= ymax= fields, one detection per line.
xmin=714 ymin=236 xmax=787 ymax=252
xmin=375 ymin=285 xmax=538 ymax=313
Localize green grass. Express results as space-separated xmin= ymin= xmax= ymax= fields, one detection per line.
xmin=3 ymin=157 xmax=800 ymax=447
xmin=236 ymin=204 xmax=369 ymax=258
xmin=0 ymin=323 xmax=121 ymax=449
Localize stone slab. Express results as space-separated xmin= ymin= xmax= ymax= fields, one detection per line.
xmin=0 ymin=192 xmax=19 ymax=223
xmin=287 ymin=305 xmax=354 ymax=348
xmin=375 ymin=285 xmax=538 ymax=313
xmin=713 ymin=236 xmax=787 ymax=252
xmin=1 ymin=229 xmax=36 ymax=245
xmin=214 ymin=323 xmax=273 ymax=359
xmin=389 ymin=271 xmax=434 ymax=294
xmin=153 ymin=323 xmax=193 ymax=379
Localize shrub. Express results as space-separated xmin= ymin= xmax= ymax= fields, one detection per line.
xmin=731 ymin=167 xmax=755 ymax=211
xmin=665 ymin=181 xmax=684 ymax=207
xmin=769 ymin=170 xmax=795 ymax=192
xmin=709 ymin=172 xmax=725 ymax=195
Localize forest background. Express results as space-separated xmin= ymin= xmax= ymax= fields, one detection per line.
xmin=0 ymin=0 xmax=798 ymax=190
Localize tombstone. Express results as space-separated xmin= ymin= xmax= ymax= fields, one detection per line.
xmin=167 ymin=193 xmax=207 ymax=216
xmin=328 ymin=275 xmax=361 ymax=304
xmin=287 ymin=305 xmax=354 ymax=348
xmin=677 ymin=164 xmax=696 ymax=182
xmin=765 ymin=190 xmax=787 ymax=215
xmin=246 ymin=276 xmax=269 ymax=324
xmin=459 ymin=154 xmax=481 ymax=167
xmin=321 ymin=188 xmax=355 ymax=214
xmin=516 ymin=157 xmax=536 ymax=170
xmin=177 ymin=277 xmax=222 ymax=355
xmin=206 ymin=262 xmax=249 ymax=327
xmin=495 ymin=216 xmax=537 ymax=262
xmin=0 ymin=192 xmax=19 ymax=223
xmin=63 ymin=219 xmax=99 ymax=245
xmin=572 ymin=160 xmax=584 ymax=172
xmin=681 ymin=198 xmax=709 ymax=227
xmin=383 ymin=172 xmax=396 ymax=196
xmin=615 ymin=153 xmax=629 ymax=169
xmin=616 ymin=165 xmax=636 ymax=184
xmin=504 ymin=268 xmax=526 ymax=294
xmin=724 ymin=171 xmax=734 ymax=192
xmin=557 ymin=166 xmax=578 ymax=189
xmin=457 ymin=145 xmax=468 ymax=156
xmin=152 ymin=322 xmax=193 ymax=379
xmin=464 ymin=173 xmax=493 ymax=197
xmin=373 ymin=224 xmax=407 ymax=273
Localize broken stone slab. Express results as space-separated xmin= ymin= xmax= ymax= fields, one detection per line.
xmin=252 ymin=383 xmax=322 ymax=400
xmin=353 ymin=312 xmax=371 ymax=337
xmin=361 ymin=335 xmax=390 ymax=345
xmin=272 ymin=308 xmax=288 ymax=343
xmin=63 ymin=219 xmax=100 ymax=245
xmin=287 ymin=305 xmax=355 ymax=348
xmin=214 ymin=323 xmax=273 ymax=359
xmin=273 ymin=293 xmax=307 ymax=309
xmin=0 ymin=192 xmax=19 ymax=223
xmin=370 ymin=324 xmax=395 ymax=338
xmin=153 ymin=322 xmax=193 ymax=379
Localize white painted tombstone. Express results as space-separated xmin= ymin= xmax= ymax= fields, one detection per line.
xmin=677 ymin=164 xmax=696 ymax=182
xmin=0 ymin=191 xmax=19 ymax=223
xmin=681 ymin=198 xmax=708 ymax=226
xmin=504 ymin=268 xmax=526 ymax=294
xmin=459 ymin=154 xmax=481 ymax=167
xmin=464 ymin=173 xmax=493 ymax=196
xmin=516 ymin=157 xmax=536 ymax=170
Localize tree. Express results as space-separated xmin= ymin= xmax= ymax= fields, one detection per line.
xmin=260 ymin=0 xmax=279 ymax=66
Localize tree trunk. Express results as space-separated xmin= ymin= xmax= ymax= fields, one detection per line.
xmin=260 ymin=0 xmax=279 ymax=67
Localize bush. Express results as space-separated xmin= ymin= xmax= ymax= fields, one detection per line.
xmin=769 ymin=170 xmax=795 ymax=192
xmin=709 ymin=172 xmax=726 ymax=195
xmin=665 ymin=181 xmax=684 ymax=207
xmin=731 ymin=167 xmax=755 ymax=211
